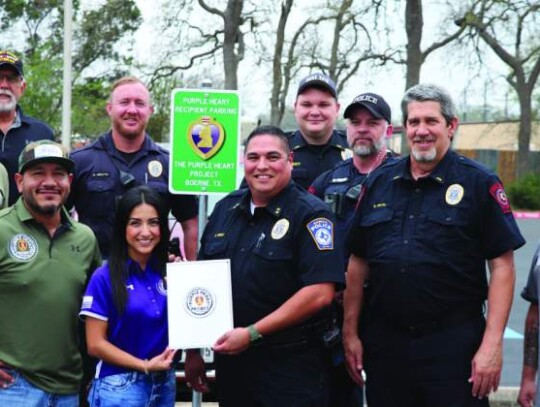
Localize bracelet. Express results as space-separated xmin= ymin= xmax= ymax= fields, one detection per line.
xmin=143 ymin=359 xmax=149 ymax=375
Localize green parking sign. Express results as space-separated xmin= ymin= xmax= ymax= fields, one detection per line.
xmin=169 ymin=89 xmax=241 ymax=195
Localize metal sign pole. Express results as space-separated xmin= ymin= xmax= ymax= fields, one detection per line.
xmin=191 ymin=79 xmax=212 ymax=407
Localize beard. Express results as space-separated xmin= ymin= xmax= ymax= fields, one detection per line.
xmin=23 ymin=192 xmax=64 ymax=217
xmin=411 ymin=147 xmax=437 ymax=162
xmin=0 ymin=90 xmax=16 ymax=113
xmin=112 ymin=115 xmax=146 ymax=140
xmin=352 ymin=138 xmax=385 ymax=157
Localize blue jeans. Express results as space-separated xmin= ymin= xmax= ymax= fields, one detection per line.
xmin=88 ymin=370 xmax=175 ymax=407
xmin=0 ymin=368 xmax=78 ymax=407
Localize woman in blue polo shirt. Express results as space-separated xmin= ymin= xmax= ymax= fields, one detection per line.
xmin=80 ymin=186 xmax=176 ymax=407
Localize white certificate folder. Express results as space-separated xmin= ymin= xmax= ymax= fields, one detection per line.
xmin=167 ymin=259 xmax=234 ymax=349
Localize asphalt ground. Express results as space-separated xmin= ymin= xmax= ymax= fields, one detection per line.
xmin=176 ymin=217 xmax=538 ymax=406
xmin=502 ymin=217 xmax=539 ymax=386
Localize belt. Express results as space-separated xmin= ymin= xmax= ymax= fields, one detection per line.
xmin=396 ymin=304 xmax=484 ymax=338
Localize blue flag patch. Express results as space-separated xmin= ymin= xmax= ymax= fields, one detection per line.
xmin=307 ymin=217 xmax=334 ymax=250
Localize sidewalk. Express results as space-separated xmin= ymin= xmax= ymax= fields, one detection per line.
xmin=175 ymin=387 xmax=519 ymax=406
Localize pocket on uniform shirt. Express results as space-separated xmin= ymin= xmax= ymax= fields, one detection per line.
xmin=252 ymin=243 xmax=293 ymax=261
xmin=201 ymin=239 xmax=228 ymax=258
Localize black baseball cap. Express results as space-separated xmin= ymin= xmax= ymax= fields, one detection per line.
xmin=0 ymin=50 xmax=23 ymax=76
xmin=343 ymin=92 xmax=391 ymax=123
xmin=19 ymin=140 xmax=74 ymax=173
xmin=297 ymin=72 xmax=337 ymax=99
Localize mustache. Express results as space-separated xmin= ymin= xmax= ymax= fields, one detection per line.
xmin=0 ymin=89 xmax=14 ymax=98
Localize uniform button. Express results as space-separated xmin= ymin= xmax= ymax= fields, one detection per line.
xmin=408 ymin=215 xmax=414 ymax=219
xmin=415 ymin=188 xmax=420 ymax=193
xmin=400 ymin=268 xmax=406 ymax=273
xmin=151 ymin=299 xmax=156 ymax=303
xmin=147 ymin=287 xmax=151 ymax=290
xmin=268 ymin=251 xmax=274 ymax=256
xmin=240 ymin=248 xmax=245 ymax=252
xmin=445 ymin=217 xmax=452 ymax=222
xmin=403 ymin=240 xmax=408 ymax=244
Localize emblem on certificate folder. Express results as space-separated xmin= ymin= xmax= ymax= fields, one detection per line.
xmin=185 ymin=287 xmax=216 ymax=318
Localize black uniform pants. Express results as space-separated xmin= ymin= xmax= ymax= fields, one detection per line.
xmin=363 ymin=314 xmax=490 ymax=407
xmin=216 ymin=342 xmax=328 ymax=407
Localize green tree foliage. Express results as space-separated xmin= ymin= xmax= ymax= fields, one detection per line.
xmin=507 ymin=172 xmax=540 ymax=210
xmin=0 ymin=0 xmax=141 ymax=140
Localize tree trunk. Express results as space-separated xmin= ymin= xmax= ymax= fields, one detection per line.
xmin=402 ymin=0 xmax=423 ymax=154
xmin=270 ymin=0 xmax=294 ymax=125
xmin=516 ymin=88 xmax=532 ymax=178
xmin=223 ymin=0 xmax=244 ymax=90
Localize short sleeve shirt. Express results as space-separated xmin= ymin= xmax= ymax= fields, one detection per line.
xmin=70 ymin=132 xmax=198 ymax=257
xmin=347 ymin=151 xmax=525 ymax=326
xmin=521 ymin=243 xmax=540 ymax=304
xmin=79 ymin=260 xmax=168 ymax=378
xmin=198 ymin=182 xmax=345 ymax=327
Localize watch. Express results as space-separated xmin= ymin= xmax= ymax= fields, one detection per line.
xmin=247 ymin=324 xmax=263 ymax=345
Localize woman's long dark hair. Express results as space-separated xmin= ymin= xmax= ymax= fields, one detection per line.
xmin=109 ymin=186 xmax=170 ymax=314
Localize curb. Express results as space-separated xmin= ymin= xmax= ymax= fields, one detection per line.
xmin=514 ymin=211 xmax=540 ymax=219
xmin=175 ymin=387 xmax=520 ymax=406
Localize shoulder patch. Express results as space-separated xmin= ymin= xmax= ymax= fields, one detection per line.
xmin=489 ymin=183 xmax=511 ymax=214
xmin=307 ymin=217 xmax=334 ymax=250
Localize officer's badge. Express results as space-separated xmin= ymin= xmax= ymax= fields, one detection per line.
xmin=8 ymin=233 xmax=38 ymax=261
xmin=271 ymin=219 xmax=289 ymax=240
xmin=187 ymin=116 xmax=225 ymax=160
xmin=489 ymin=183 xmax=511 ymax=214
xmin=445 ymin=184 xmax=464 ymax=206
xmin=307 ymin=218 xmax=334 ymax=250
xmin=147 ymin=160 xmax=163 ymax=177
xmin=184 ymin=287 xmax=216 ymax=318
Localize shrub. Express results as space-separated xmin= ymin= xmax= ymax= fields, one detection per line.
xmin=507 ymin=172 xmax=540 ymax=210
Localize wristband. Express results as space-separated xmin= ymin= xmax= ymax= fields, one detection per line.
xmin=247 ymin=324 xmax=263 ymax=344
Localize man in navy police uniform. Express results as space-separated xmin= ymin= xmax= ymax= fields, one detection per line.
xmin=309 ymin=92 xmax=396 ymax=407
xmin=343 ymin=83 xmax=525 ymax=407
xmin=70 ymin=76 xmax=198 ymax=260
xmin=0 ymin=50 xmax=54 ymax=205
xmin=186 ymin=125 xmax=345 ymax=406
xmin=288 ymin=72 xmax=351 ymax=189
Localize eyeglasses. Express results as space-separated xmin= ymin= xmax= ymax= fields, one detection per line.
xmin=0 ymin=74 xmax=22 ymax=84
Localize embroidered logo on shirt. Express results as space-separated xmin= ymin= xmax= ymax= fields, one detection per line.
xmin=271 ymin=219 xmax=289 ymax=240
xmin=185 ymin=287 xmax=215 ymax=318
xmin=489 ymin=183 xmax=511 ymax=214
xmin=147 ymin=160 xmax=163 ymax=177
xmin=82 ymin=296 xmax=93 ymax=309
xmin=8 ymin=233 xmax=38 ymax=261
xmin=157 ymin=279 xmax=167 ymax=296
xmin=307 ymin=218 xmax=334 ymax=250
xmin=445 ymin=184 xmax=464 ymax=206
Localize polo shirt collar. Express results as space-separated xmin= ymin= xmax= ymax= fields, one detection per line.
xmin=14 ymin=198 xmax=74 ymax=229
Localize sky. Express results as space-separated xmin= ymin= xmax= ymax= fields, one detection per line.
xmin=132 ymin=0 xmax=512 ymax=126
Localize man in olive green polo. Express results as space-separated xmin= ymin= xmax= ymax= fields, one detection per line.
xmin=0 ymin=140 xmax=101 ymax=407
